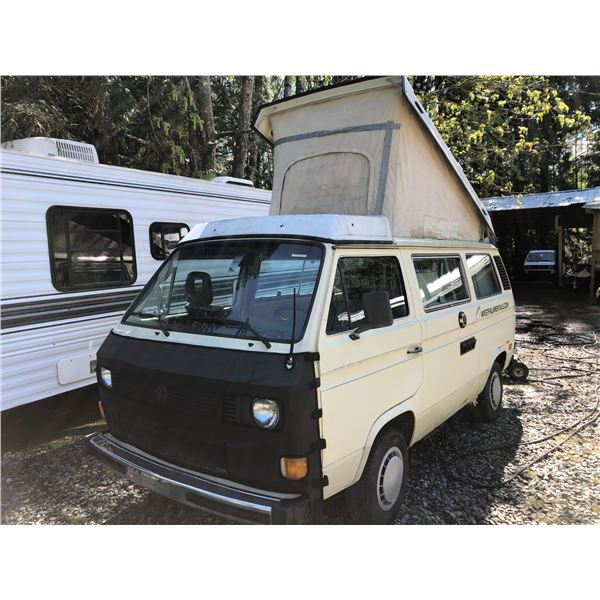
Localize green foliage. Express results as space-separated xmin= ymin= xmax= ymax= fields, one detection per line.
xmin=410 ymin=76 xmax=597 ymax=197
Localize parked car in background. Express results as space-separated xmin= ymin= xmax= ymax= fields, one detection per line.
xmin=523 ymin=249 xmax=556 ymax=279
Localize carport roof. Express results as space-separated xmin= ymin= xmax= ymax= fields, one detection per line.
xmin=482 ymin=186 xmax=600 ymax=212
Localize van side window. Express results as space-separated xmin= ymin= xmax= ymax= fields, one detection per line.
xmin=413 ymin=256 xmax=468 ymax=310
xmin=326 ymin=256 xmax=408 ymax=334
xmin=150 ymin=222 xmax=190 ymax=260
xmin=47 ymin=206 xmax=136 ymax=291
xmin=466 ymin=254 xmax=502 ymax=299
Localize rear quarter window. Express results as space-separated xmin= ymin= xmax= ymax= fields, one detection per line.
xmin=412 ymin=255 xmax=469 ymax=311
xmin=466 ymin=254 xmax=502 ymax=299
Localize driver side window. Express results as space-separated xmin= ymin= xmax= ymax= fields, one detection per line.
xmin=326 ymin=256 xmax=408 ymax=335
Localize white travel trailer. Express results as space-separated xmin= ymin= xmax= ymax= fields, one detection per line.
xmin=87 ymin=77 xmax=517 ymax=524
xmin=0 ymin=138 xmax=271 ymax=410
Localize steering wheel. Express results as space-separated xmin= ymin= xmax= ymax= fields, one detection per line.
xmin=274 ymin=305 xmax=306 ymax=322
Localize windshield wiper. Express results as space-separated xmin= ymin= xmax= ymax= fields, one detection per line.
xmin=234 ymin=319 xmax=272 ymax=350
xmin=157 ymin=315 xmax=171 ymax=337
xmin=128 ymin=310 xmax=157 ymax=319
xmin=128 ymin=310 xmax=170 ymax=337
xmin=192 ymin=315 xmax=271 ymax=349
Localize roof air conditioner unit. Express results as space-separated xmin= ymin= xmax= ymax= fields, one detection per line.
xmin=1 ymin=137 xmax=99 ymax=164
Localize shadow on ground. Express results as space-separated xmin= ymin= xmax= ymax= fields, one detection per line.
xmin=1 ymin=386 xmax=103 ymax=453
xmin=323 ymin=391 xmax=524 ymax=525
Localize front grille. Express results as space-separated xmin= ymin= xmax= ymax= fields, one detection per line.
xmin=493 ymin=255 xmax=511 ymax=290
xmin=222 ymin=395 xmax=241 ymax=424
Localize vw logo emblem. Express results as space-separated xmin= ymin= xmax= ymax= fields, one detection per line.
xmin=458 ymin=311 xmax=467 ymax=328
xmin=155 ymin=385 xmax=168 ymax=403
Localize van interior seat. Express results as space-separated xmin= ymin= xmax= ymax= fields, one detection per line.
xmin=185 ymin=271 xmax=220 ymax=320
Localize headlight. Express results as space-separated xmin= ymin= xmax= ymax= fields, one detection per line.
xmin=100 ymin=367 xmax=112 ymax=388
xmin=252 ymin=398 xmax=279 ymax=429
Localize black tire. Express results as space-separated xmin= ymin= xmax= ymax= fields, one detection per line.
xmin=507 ymin=360 xmax=529 ymax=382
xmin=470 ymin=362 xmax=503 ymax=422
xmin=345 ymin=429 xmax=409 ymax=524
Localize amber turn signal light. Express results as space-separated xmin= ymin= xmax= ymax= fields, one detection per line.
xmin=98 ymin=400 xmax=106 ymax=420
xmin=281 ymin=457 xmax=308 ymax=480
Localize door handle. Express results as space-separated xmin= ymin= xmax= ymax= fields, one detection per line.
xmin=407 ymin=345 xmax=423 ymax=354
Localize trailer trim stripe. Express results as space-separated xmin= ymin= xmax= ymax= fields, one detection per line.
xmin=0 ymin=166 xmax=271 ymax=205
xmin=0 ymin=288 xmax=141 ymax=329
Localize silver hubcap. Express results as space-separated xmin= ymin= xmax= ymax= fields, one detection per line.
xmin=377 ymin=447 xmax=404 ymax=511
xmin=490 ymin=372 xmax=502 ymax=410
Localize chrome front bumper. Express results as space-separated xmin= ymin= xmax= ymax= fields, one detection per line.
xmin=86 ymin=431 xmax=309 ymax=524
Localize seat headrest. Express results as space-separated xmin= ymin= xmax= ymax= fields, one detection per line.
xmin=185 ymin=271 xmax=213 ymax=306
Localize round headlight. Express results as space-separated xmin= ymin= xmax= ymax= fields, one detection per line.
xmin=252 ymin=398 xmax=279 ymax=429
xmin=100 ymin=367 xmax=112 ymax=388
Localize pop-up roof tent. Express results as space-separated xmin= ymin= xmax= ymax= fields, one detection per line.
xmin=255 ymin=76 xmax=494 ymax=242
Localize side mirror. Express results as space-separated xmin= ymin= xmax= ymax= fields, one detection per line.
xmin=350 ymin=290 xmax=393 ymax=340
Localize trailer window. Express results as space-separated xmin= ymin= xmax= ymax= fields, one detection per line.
xmin=326 ymin=256 xmax=408 ymax=334
xmin=413 ymin=256 xmax=469 ymax=310
xmin=47 ymin=206 xmax=136 ymax=291
xmin=150 ymin=222 xmax=190 ymax=260
xmin=466 ymin=254 xmax=502 ymax=299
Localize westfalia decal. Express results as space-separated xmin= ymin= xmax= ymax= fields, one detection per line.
xmin=479 ymin=302 xmax=509 ymax=318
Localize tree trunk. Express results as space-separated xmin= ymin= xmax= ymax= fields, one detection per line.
xmin=539 ymin=113 xmax=554 ymax=192
xmin=232 ymin=76 xmax=255 ymax=179
xmin=283 ymin=76 xmax=294 ymax=98
xmin=196 ymin=76 xmax=216 ymax=173
xmin=247 ymin=76 xmax=264 ymax=183
xmin=183 ymin=77 xmax=199 ymax=177
xmin=295 ymin=76 xmax=306 ymax=95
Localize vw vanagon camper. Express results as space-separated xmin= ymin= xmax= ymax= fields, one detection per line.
xmin=87 ymin=77 xmax=516 ymax=524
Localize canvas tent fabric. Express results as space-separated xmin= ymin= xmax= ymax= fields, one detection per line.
xmin=255 ymin=77 xmax=494 ymax=242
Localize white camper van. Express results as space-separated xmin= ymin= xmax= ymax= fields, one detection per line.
xmin=523 ymin=249 xmax=556 ymax=278
xmin=87 ymin=77 xmax=516 ymax=524
xmin=0 ymin=138 xmax=270 ymax=410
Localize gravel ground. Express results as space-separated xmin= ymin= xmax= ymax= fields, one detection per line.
xmin=2 ymin=282 xmax=599 ymax=525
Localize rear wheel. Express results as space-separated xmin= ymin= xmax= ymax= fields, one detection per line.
xmin=345 ymin=429 xmax=409 ymax=524
xmin=470 ymin=362 xmax=503 ymax=422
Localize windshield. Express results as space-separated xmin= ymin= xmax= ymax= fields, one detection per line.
xmin=124 ymin=240 xmax=323 ymax=344
xmin=526 ymin=251 xmax=555 ymax=262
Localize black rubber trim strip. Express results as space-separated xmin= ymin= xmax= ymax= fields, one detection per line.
xmin=1 ymin=288 xmax=141 ymax=329
xmin=0 ymin=313 xmax=125 ymax=336
xmin=177 ymin=233 xmax=394 ymax=248
xmin=1 ymin=286 xmax=144 ymax=302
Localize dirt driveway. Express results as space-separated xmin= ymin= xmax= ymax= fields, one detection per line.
xmin=2 ymin=282 xmax=599 ymax=525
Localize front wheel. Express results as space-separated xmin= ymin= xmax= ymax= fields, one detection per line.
xmin=345 ymin=429 xmax=409 ymax=524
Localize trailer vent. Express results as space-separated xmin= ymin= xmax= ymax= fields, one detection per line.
xmin=55 ymin=139 xmax=98 ymax=163
xmin=1 ymin=137 xmax=99 ymax=164
xmin=211 ymin=176 xmax=254 ymax=188
xmin=493 ymin=255 xmax=512 ymax=290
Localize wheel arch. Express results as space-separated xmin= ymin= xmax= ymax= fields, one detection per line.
xmin=351 ymin=404 xmax=415 ymax=487
xmin=494 ymin=350 xmax=508 ymax=371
